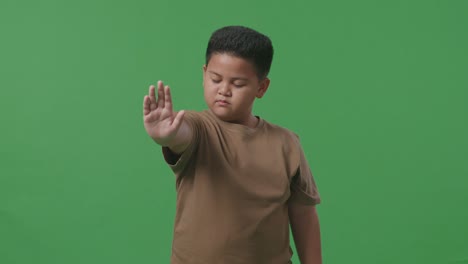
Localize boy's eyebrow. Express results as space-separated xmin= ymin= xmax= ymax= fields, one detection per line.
xmin=208 ymin=71 xmax=248 ymax=81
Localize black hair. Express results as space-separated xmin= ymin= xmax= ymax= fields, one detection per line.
xmin=205 ymin=26 xmax=274 ymax=79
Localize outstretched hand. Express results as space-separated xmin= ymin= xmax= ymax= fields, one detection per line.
xmin=143 ymin=81 xmax=185 ymax=146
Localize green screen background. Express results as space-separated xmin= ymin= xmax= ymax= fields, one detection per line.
xmin=1 ymin=0 xmax=467 ymax=263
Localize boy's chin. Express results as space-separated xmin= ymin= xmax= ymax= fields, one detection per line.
xmin=208 ymin=107 xmax=235 ymax=122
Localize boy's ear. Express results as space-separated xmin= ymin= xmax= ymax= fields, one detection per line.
xmin=256 ymin=78 xmax=270 ymax=99
xmin=202 ymin=65 xmax=207 ymax=85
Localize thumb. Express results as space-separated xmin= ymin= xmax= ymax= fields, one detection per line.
xmin=171 ymin=110 xmax=186 ymax=132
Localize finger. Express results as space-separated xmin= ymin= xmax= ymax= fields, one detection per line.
xmin=171 ymin=110 xmax=185 ymax=131
xmin=143 ymin=95 xmax=151 ymax=115
xmin=165 ymin=85 xmax=173 ymax=111
xmin=157 ymin=81 xmax=165 ymax=109
xmin=149 ymin=85 xmax=157 ymax=111
xmin=149 ymin=84 xmax=156 ymax=103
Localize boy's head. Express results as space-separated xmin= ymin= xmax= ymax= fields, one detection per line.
xmin=205 ymin=26 xmax=274 ymax=80
xmin=203 ymin=26 xmax=274 ymax=127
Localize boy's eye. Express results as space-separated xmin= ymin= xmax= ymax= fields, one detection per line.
xmin=211 ymin=79 xmax=221 ymax=83
xmin=234 ymin=83 xmax=245 ymax=88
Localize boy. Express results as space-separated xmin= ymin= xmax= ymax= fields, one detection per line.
xmin=143 ymin=26 xmax=321 ymax=264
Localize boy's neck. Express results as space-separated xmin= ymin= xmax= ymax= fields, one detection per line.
xmin=247 ymin=115 xmax=260 ymax=128
xmin=209 ymin=110 xmax=260 ymax=129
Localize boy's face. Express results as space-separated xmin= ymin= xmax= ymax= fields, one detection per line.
xmin=203 ymin=53 xmax=269 ymax=126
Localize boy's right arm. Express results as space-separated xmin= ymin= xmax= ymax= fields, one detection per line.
xmin=143 ymin=81 xmax=193 ymax=154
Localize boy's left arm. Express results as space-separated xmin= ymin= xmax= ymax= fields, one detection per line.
xmin=288 ymin=204 xmax=322 ymax=264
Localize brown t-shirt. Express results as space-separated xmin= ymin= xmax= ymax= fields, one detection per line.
xmin=162 ymin=110 xmax=320 ymax=264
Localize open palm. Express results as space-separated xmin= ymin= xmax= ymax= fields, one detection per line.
xmin=143 ymin=81 xmax=185 ymax=146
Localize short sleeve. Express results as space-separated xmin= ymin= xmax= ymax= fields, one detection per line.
xmin=288 ymin=138 xmax=321 ymax=206
xmin=162 ymin=111 xmax=202 ymax=174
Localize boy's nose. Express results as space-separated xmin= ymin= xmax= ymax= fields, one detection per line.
xmin=218 ymin=85 xmax=231 ymax=96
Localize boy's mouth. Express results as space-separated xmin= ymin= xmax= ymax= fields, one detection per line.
xmin=216 ymin=99 xmax=230 ymax=106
